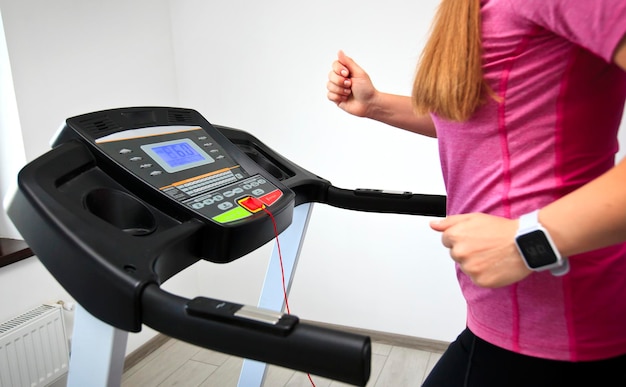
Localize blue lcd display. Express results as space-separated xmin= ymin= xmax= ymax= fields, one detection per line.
xmin=153 ymin=142 xmax=203 ymax=167
xmin=141 ymin=138 xmax=214 ymax=173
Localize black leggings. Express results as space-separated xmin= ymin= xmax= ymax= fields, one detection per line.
xmin=422 ymin=328 xmax=626 ymax=387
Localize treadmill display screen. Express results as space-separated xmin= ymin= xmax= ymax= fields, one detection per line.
xmin=141 ymin=138 xmax=214 ymax=173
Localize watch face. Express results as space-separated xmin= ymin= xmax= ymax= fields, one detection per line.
xmin=516 ymin=230 xmax=559 ymax=269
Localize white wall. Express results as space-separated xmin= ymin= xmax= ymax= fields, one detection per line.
xmin=168 ymin=0 xmax=466 ymax=341
xmin=0 ymin=5 xmax=24 ymax=239
xmin=0 ymin=0 xmax=187 ymax=353
xmin=0 ymin=0 xmax=465 ymax=349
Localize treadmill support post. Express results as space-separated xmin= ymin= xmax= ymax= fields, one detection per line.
xmin=67 ymin=305 xmax=128 ymax=387
xmin=238 ymin=202 xmax=314 ymax=386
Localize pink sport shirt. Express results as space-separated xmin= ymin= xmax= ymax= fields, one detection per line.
xmin=432 ymin=0 xmax=626 ymax=361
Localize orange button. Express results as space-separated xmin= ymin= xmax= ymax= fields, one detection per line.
xmin=239 ymin=196 xmax=265 ymax=213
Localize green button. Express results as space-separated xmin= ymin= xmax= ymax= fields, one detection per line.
xmin=213 ymin=206 xmax=251 ymax=224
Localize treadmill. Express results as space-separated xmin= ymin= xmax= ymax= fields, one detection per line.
xmin=7 ymin=107 xmax=445 ymax=386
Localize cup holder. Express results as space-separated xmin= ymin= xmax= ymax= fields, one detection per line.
xmin=84 ymin=188 xmax=156 ymax=236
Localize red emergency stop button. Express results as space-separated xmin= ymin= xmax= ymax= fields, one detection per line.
xmin=238 ymin=196 xmax=265 ymax=213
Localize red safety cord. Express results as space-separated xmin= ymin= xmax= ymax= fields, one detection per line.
xmin=262 ymin=206 xmax=316 ymax=387
xmin=262 ymin=207 xmax=291 ymax=314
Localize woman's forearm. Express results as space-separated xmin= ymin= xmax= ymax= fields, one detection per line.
xmin=367 ymin=92 xmax=437 ymax=138
xmin=540 ymin=157 xmax=626 ymax=257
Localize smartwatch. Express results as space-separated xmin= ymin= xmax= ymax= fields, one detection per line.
xmin=515 ymin=210 xmax=569 ymax=276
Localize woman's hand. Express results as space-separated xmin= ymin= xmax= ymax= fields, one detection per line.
xmin=430 ymin=213 xmax=532 ymax=288
xmin=327 ymin=50 xmax=378 ymax=118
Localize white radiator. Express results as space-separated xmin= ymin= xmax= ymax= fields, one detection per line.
xmin=0 ymin=304 xmax=69 ymax=387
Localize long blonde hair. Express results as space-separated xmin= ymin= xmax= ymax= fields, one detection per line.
xmin=412 ymin=0 xmax=487 ymax=122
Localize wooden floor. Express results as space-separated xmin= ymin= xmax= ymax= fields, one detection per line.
xmin=122 ymin=337 xmax=443 ymax=387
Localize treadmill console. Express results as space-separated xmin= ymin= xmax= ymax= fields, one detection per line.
xmin=93 ymin=125 xmax=283 ymax=225
xmin=53 ymin=107 xmax=295 ymax=263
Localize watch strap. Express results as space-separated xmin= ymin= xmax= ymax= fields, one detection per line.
xmin=518 ymin=210 xmax=539 ymax=234
xmin=550 ymin=258 xmax=570 ymax=276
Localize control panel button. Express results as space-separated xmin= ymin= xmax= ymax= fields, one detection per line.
xmin=238 ymin=197 xmax=265 ymax=213
xmin=260 ymin=189 xmax=283 ymax=206
xmin=218 ymin=202 xmax=233 ymax=211
xmin=212 ymin=206 xmax=251 ymax=224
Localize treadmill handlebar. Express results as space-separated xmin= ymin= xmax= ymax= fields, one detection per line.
xmin=141 ymin=284 xmax=371 ymax=386
xmin=325 ymin=186 xmax=446 ymax=217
